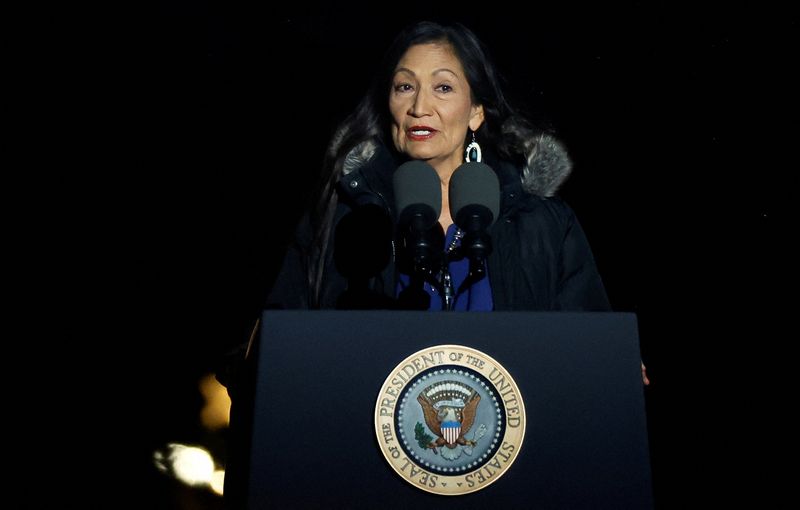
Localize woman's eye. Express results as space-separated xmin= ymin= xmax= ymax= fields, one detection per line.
xmin=394 ymin=83 xmax=413 ymax=92
xmin=437 ymin=84 xmax=453 ymax=93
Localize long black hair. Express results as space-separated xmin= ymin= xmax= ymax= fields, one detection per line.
xmin=306 ymin=21 xmax=537 ymax=307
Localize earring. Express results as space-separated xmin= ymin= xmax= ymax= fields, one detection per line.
xmin=464 ymin=131 xmax=482 ymax=163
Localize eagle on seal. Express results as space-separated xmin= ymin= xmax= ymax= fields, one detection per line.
xmin=417 ymin=383 xmax=481 ymax=453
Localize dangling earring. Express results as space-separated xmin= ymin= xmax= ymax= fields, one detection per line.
xmin=464 ymin=131 xmax=482 ymax=163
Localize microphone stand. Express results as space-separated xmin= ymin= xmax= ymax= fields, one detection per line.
xmin=398 ymin=222 xmax=491 ymax=312
xmin=397 ymin=223 xmax=446 ymax=310
xmin=419 ymin=228 xmax=491 ymax=311
xmin=425 ymin=229 xmax=491 ymax=312
xmin=456 ymin=231 xmax=491 ymax=297
xmin=425 ymin=260 xmax=455 ymax=311
xmin=402 ymin=261 xmax=455 ymax=311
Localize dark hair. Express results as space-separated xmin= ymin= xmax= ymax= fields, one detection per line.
xmin=306 ymin=21 xmax=536 ymax=306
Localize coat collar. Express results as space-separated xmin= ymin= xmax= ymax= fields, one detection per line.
xmin=338 ymin=132 xmax=573 ymax=213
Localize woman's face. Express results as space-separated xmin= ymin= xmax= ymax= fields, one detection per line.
xmin=389 ymin=43 xmax=484 ymax=174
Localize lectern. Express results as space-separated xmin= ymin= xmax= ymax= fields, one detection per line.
xmin=229 ymin=310 xmax=652 ymax=509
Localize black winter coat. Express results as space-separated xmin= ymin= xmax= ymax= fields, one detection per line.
xmin=266 ymin=138 xmax=610 ymax=311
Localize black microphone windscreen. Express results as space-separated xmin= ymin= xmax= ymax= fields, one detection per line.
xmin=449 ymin=162 xmax=500 ymax=228
xmin=393 ymin=160 xmax=441 ymax=227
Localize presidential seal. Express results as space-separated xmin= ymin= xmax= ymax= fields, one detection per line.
xmin=375 ymin=345 xmax=525 ymax=495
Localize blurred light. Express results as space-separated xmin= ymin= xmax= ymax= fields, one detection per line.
xmin=151 ymin=372 xmax=231 ymax=497
xmin=199 ymin=372 xmax=231 ymax=430
xmin=210 ymin=469 xmax=225 ymax=495
xmin=153 ymin=443 xmax=215 ymax=487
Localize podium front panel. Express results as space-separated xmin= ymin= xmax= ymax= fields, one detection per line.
xmin=246 ymin=311 xmax=652 ymax=509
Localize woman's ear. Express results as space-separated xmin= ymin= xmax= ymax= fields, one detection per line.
xmin=469 ymin=104 xmax=485 ymax=132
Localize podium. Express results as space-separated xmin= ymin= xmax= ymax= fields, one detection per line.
xmin=231 ymin=310 xmax=652 ymax=509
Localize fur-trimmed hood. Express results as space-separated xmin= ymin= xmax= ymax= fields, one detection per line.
xmin=340 ymin=133 xmax=573 ymax=198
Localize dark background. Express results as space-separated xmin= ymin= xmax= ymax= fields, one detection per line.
xmin=136 ymin=2 xmax=795 ymax=508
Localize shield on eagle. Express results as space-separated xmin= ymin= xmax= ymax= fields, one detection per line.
xmin=417 ymin=380 xmax=480 ymax=451
xmin=441 ymin=420 xmax=461 ymax=445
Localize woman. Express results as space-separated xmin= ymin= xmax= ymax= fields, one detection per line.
xmin=266 ymin=20 xmax=610 ymax=312
xmin=222 ymin=21 xmax=649 ymax=505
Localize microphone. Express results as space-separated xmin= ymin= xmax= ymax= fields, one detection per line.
xmin=393 ymin=161 xmax=445 ymax=275
xmin=449 ymin=162 xmax=500 ymax=293
xmin=393 ymin=161 xmax=445 ymax=309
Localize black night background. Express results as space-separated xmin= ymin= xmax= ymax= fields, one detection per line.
xmin=115 ymin=2 xmax=796 ymax=508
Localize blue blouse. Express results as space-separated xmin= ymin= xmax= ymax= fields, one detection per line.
xmin=397 ymin=224 xmax=494 ymax=311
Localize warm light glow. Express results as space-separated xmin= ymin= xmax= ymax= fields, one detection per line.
xmin=150 ymin=372 xmax=231 ymax=496
xmin=210 ymin=469 xmax=225 ymax=495
xmin=153 ymin=443 xmax=225 ymax=495
xmin=199 ymin=372 xmax=231 ymax=430
xmin=154 ymin=443 xmax=215 ymax=486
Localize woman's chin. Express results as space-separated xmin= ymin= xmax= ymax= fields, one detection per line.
xmin=404 ymin=149 xmax=441 ymax=163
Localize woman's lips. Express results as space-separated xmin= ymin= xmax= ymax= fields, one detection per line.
xmin=407 ymin=126 xmax=437 ymax=141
